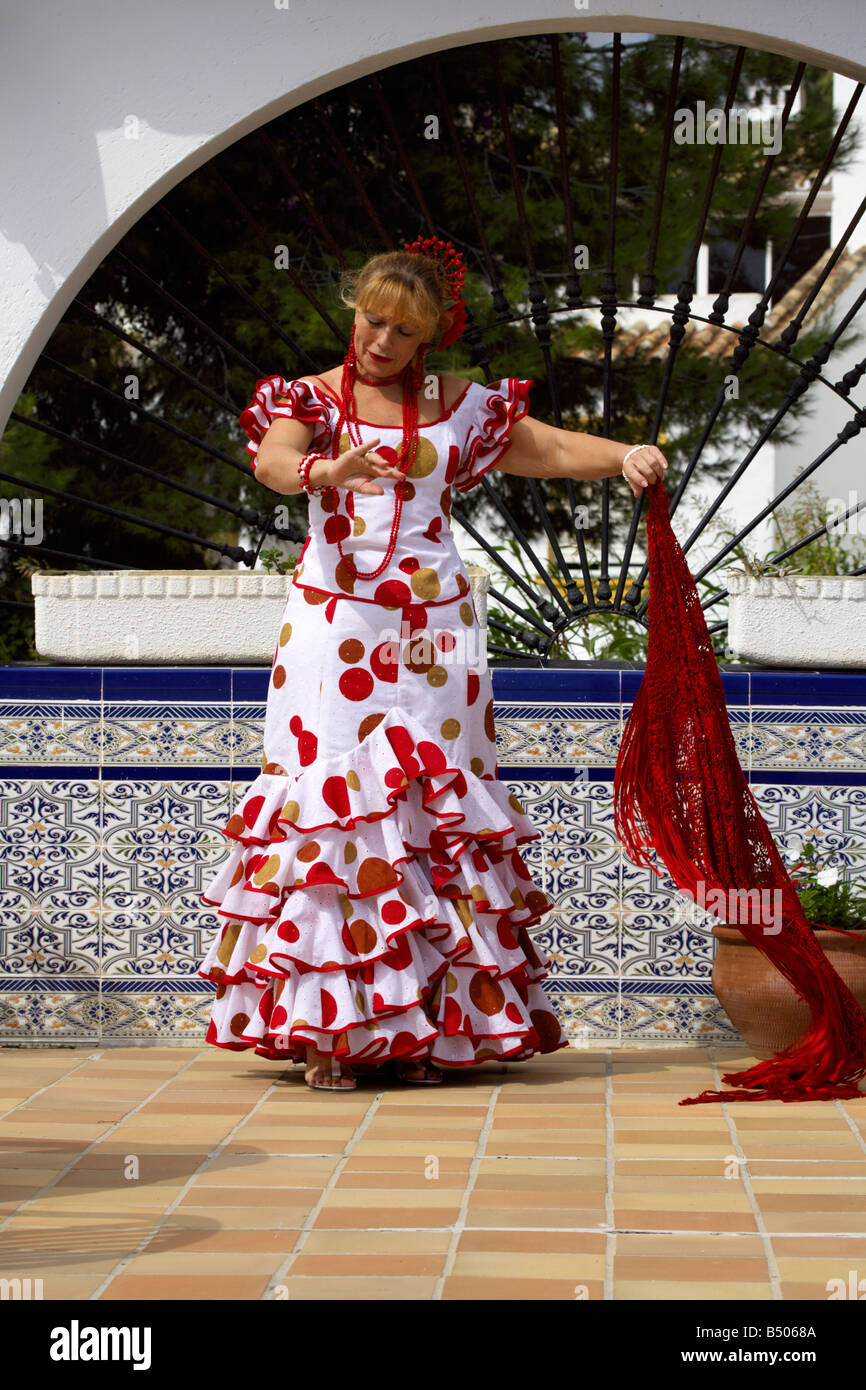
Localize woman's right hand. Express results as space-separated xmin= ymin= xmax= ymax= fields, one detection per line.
xmin=312 ymin=438 xmax=405 ymax=495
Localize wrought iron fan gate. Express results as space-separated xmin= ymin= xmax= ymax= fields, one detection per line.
xmin=3 ymin=32 xmax=865 ymax=663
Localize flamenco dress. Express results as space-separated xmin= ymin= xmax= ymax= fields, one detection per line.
xmin=197 ymin=372 xmax=570 ymax=1070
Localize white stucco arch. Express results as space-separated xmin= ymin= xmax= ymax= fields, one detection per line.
xmin=1 ymin=1 xmax=864 ymax=428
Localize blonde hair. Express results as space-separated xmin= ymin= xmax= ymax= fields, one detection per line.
xmin=337 ymin=250 xmax=452 ymax=346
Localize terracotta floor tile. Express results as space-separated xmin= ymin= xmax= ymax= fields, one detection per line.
xmin=771 ymin=1235 xmax=866 ymax=1256
xmin=0 ymin=1171 xmax=72 ymax=1191
xmin=614 ymin=1159 xmax=744 ymax=1176
xmin=737 ymin=1131 xmax=862 ymax=1148
xmin=52 ymin=1171 xmax=192 ymax=1193
xmin=313 ymin=1207 xmax=455 ymax=1229
xmin=351 ymin=1141 xmax=478 ymax=1157
xmin=456 ymin=1228 xmax=606 ymax=1253
xmin=488 ymin=1127 xmax=605 ymax=1142
xmin=134 ymin=1103 xmax=254 ymax=1117
xmin=145 ymin=1229 xmax=296 ymax=1254
xmin=0 ymin=1184 xmax=49 ymax=1202
xmin=615 ymin=1233 xmax=764 ymax=1257
xmin=613 ymin=1131 xmax=731 ymax=1147
xmin=0 ymin=1254 xmax=127 ymax=1278
xmin=467 ymin=1190 xmax=605 ymax=1212
xmin=613 ymin=1192 xmax=753 ymax=1212
xmin=0 ymin=1217 xmax=157 ymax=1239
xmin=612 ymin=1145 xmax=740 ymax=1160
xmin=0 ymin=1148 xmax=84 ymax=1165
xmin=192 ymin=1172 xmax=332 ymax=1190
xmin=761 ymin=1212 xmax=866 ymax=1234
xmin=462 ymin=1209 xmax=605 ymax=1229
xmin=755 ymin=1192 xmax=865 ymax=1211
xmin=301 ymin=1229 xmax=451 ymax=1254
xmin=70 ymin=1153 xmax=209 ymax=1175
xmin=177 ymin=1186 xmax=320 ymax=1209
xmin=361 ymin=1106 xmax=484 ymax=1120
xmin=731 ymin=1115 xmax=853 ymax=1131
xmin=475 ymin=1158 xmax=606 ymax=1176
xmin=17 ymin=1192 xmax=183 ymax=1215
xmin=494 ymin=1105 xmax=604 ymax=1119
xmin=610 ymin=1101 xmax=717 ymax=1117
xmin=614 ymin=1209 xmax=758 ymax=1232
xmin=473 ymin=1174 xmax=606 ymax=1194
xmin=18 ymin=1275 xmax=111 ymax=1300
xmin=89 ymin=1141 xmax=218 ymax=1156
xmin=162 ymin=1207 xmax=311 ymax=1229
xmin=485 ymin=1143 xmax=606 ymax=1158
xmin=748 ymin=1162 xmax=866 ymax=1177
xmin=219 ymin=1140 xmax=345 ymax=1156
xmin=614 ymin=1254 xmax=770 ymax=1280
xmin=779 ymin=1279 xmax=855 ymax=1298
xmin=269 ymin=1276 xmax=439 ymax=1299
xmin=451 ymin=1250 xmax=605 ymax=1278
xmin=442 ymin=1276 xmax=603 ymax=1299
xmin=0 ymin=1124 xmax=112 ymax=1141
xmin=773 ymin=1255 xmax=866 ymax=1283
xmin=98 ymin=1273 xmax=275 ymax=1299
xmin=320 ymin=1188 xmax=459 ymax=1209
xmin=355 ymin=1127 xmax=482 ymax=1143
xmin=118 ymin=1251 xmax=288 ymax=1276
xmin=614 ymin=1177 xmax=748 ymax=1194
xmin=289 ymin=1252 xmax=445 ymax=1276
xmin=613 ymin=1280 xmax=772 ymax=1300
xmin=331 ymin=1172 xmax=464 ymax=1190
xmin=759 ymin=1174 xmax=866 ymax=1195
xmin=612 ymin=1116 xmax=731 ymax=1131
xmin=741 ymin=1146 xmax=864 ymax=1163
xmin=341 ymin=1155 xmax=472 ymax=1174
xmin=3 ymin=1111 xmax=127 ymax=1125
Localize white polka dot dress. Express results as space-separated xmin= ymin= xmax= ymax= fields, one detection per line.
xmin=197 ymin=373 xmax=569 ymax=1069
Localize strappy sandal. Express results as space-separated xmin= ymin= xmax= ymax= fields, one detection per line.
xmin=304 ymin=1047 xmax=357 ymax=1091
xmin=395 ymin=1057 xmax=443 ymax=1084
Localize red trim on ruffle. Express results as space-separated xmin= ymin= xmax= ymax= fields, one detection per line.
xmin=238 ymin=375 xmax=333 ymax=471
xmin=290 ymin=580 xmax=474 ymax=609
xmin=453 ymin=378 xmax=533 ymax=494
xmin=197 ymin=871 xmax=550 ymax=983
xmin=203 ymin=1017 xmax=570 ymax=1067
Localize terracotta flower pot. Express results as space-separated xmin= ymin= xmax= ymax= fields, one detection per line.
xmin=711 ymin=924 xmax=866 ymax=1059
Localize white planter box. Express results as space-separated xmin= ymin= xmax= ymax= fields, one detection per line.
xmin=725 ymin=569 xmax=866 ymax=668
xmin=32 ymin=564 xmax=491 ymax=665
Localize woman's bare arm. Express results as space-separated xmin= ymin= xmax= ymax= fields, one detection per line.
xmin=254 ymin=416 xmax=404 ymax=495
xmin=254 ymin=417 xmax=320 ymax=494
xmin=495 ymin=414 xmax=668 ymax=497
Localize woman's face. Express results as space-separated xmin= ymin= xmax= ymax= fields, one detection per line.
xmin=354 ymin=303 xmax=427 ymax=378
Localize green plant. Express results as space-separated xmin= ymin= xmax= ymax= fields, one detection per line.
xmin=258 ymin=547 xmax=298 ymax=576
xmin=724 ymin=553 xmax=804 ymax=579
xmin=788 ymin=838 xmax=866 ymax=932
xmin=723 ymin=479 xmax=866 ymax=579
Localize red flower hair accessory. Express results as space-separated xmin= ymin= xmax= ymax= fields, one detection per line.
xmin=403 ymin=235 xmax=467 ymax=350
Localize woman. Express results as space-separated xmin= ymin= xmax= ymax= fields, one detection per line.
xmin=198 ymin=238 xmax=668 ymax=1090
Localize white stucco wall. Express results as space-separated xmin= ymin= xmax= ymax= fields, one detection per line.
xmin=1 ymin=1 xmax=866 ymax=432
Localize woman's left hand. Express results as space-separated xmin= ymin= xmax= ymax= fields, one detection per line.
xmin=622 ymin=444 xmax=669 ymax=498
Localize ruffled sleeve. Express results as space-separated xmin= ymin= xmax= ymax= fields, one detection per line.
xmin=238 ymin=375 xmax=333 ymax=472
xmin=452 ymin=378 xmax=534 ymax=494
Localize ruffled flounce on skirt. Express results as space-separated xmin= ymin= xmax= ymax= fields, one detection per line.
xmin=198 ymin=706 xmax=569 ymax=1068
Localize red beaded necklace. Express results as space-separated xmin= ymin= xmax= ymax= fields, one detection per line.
xmin=331 ymin=325 xmax=424 ymax=582
xmin=328 ymin=236 xmax=469 ymax=583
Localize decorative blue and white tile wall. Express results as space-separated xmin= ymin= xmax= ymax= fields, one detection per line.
xmin=1 ymin=663 xmax=864 ymax=1048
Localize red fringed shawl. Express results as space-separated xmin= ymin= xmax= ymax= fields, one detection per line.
xmin=613 ymin=478 xmax=866 ymax=1104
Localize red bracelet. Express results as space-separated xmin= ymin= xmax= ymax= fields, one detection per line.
xmin=297 ymin=452 xmax=330 ymax=496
